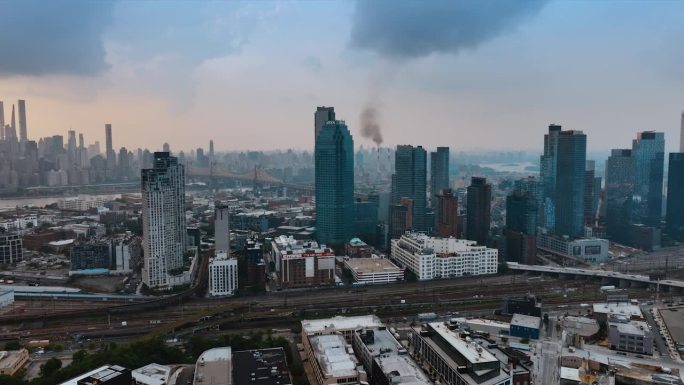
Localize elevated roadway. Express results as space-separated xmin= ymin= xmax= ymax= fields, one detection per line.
xmin=507 ymin=262 xmax=684 ymax=292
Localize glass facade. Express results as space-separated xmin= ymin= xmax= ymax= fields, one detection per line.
xmin=466 ymin=176 xmax=492 ymax=246
xmin=554 ymin=130 xmax=587 ymax=237
xmin=667 ymin=153 xmax=684 ymax=240
xmin=631 ymin=131 xmax=665 ymax=226
xmin=315 ymin=120 xmax=354 ymax=246
xmin=605 ymin=149 xmax=634 ymax=244
xmin=430 ymin=146 xmax=449 ymax=209
xmin=392 ymin=145 xmax=427 ymax=232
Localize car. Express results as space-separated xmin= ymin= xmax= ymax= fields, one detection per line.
xmin=617 ymin=352 xmax=627 ymax=356
xmin=635 ymin=354 xmax=644 ymax=358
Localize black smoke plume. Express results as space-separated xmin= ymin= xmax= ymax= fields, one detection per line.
xmin=360 ymin=105 xmax=383 ymax=146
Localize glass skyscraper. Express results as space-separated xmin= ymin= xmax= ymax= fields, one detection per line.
xmin=430 ymin=147 xmax=449 ymax=208
xmin=667 ymin=153 xmax=684 ymax=240
xmin=631 ymin=131 xmax=665 ymax=226
xmin=605 ymin=149 xmax=634 ymax=244
xmin=556 ymin=130 xmax=587 ymax=237
xmin=315 ymin=120 xmax=354 ymax=246
xmin=505 ymin=177 xmax=539 ymax=264
xmin=392 ymin=145 xmax=427 ymax=232
xmin=540 ymin=125 xmax=586 ymax=238
xmin=466 ymin=176 xmax=492 ymax=246
xmin=540 ymin=124 xmax=562 ymax=230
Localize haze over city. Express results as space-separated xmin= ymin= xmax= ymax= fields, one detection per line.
xmin=4 ymin=2 xmax=684 ymax=385
xmin=1 ymin=0 xmax=684 ymax=151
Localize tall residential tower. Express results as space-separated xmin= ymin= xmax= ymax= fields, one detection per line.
xmin=315 ymin=120 xmax=354 ymax=246
xmin=466 ymin=177 xmax=491 ymax=246
xmin=540 ymin=125 xmax=587 ymax=237
xmin=392 ymin=145 xmax=427 ymax=232
xmin=430 ymin=147 xmax=449 ymax=209
xmin=17 ymin=99 xmax=27 ymax=143
xmin=141 ymin=152 xmax=187 ymax=289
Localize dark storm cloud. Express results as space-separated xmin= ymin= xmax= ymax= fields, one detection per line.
xmin=0 ymin=0 xmax=115 ymax=76
xmin=350 ymin=0 xmax=548 ymax=59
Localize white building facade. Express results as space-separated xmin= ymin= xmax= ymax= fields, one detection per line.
xmin=391 ymin=232 xmax=498 ymax=280
xmin=537 ymin=230 xmax=609 ymax=264
xmin=214 ymin=205 xmax=230 ymax=256
xmin=141 ymin=152 xmax=187 ymax=289
xmin=209 ymin=251 xmax=238 ymax=296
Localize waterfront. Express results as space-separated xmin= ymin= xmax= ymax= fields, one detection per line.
xmin=0 ymin=194 xmax=123 ymax=211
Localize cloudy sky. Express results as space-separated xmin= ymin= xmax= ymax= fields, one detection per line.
xmin=0 ymin=0 xmax=683 ymax=153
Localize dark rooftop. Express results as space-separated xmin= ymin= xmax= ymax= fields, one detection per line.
xmin=233 ymin=348 xmax=292 ymax=385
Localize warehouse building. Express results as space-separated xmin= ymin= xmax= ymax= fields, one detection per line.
xmin=608 ymin=317 xmax=653 ymax=355
xmin=410 ymin=322 xmax=512 ymax=385
xmin=510 ymin=314 xmax=541 ymax=340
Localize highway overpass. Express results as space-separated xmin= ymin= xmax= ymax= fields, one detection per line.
xmin=507 ymin=262 xmax=684 ymax=292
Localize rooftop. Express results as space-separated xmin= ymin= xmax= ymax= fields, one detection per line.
xmin=593 ymin=302 xmax=643 ymax=318
xmin=132 ymin=363 xmax=171 ymax=382
xmin=302 ymin=315 xmax=383 ymax=334
xmin=233 ymin=348 xmax=292 ymax=385
xmin=59 ymin=365 xmax=112 ymax=385
xmin=272 ymin=235 xmax=331 ymax=255
xmin=75 ymin=365 xmax=130 ymax=385
xmin=344 ymin=258 xmax=402 ymax=274
xmin=310 ymin=334 xmax=358 ymax=378
xmin=195 ymin=347 xmax=232 ymax=385
xmin=560 ymin=367 xmax=580 ymax=382
xmin=347 ymin=238 xmax=367 ymax=246
xmin=610 ymin=320 xmax=651 ymax=337
xmin=510 ymin=314 xmax=541 ymax=329
xmin=359 ymin=328 xmax=430 ymax=385
xmin=428 ymin=322 xmax=498 ymax=365
xmin=0 ymin=349 xmax=27 ymax=371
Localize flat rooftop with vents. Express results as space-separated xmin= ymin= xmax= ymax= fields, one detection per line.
xmin=232 ymin=348 xmax=292 ymax=385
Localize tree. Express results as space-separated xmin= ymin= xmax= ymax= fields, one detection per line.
xmin=72 ymin=350 xmax=88 ymax=362
xmin=0 ymin=374 xmax=26 ymax=385
xmin=40 ymin=358 xmax=62 ymax=377
xmin=3 ymin=341 xmax=21 ymax=351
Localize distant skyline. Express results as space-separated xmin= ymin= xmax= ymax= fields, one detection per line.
xmin=1 ymin=0 xmax=683 ymax=152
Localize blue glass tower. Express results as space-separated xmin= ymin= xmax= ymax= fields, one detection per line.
xmin=391 ymin=145 xmax=427 ymax=232
xmin=667 ymin=153 xmax=684 ymax=240
xmin=555 ymin=130 xmax=586 ymax=237
xmin=605 ymin=149 xmax=634 ymax=244
xmin=430 ymin=147 xmax=450 ymax=208
xmin=315 ymin=120 xmax=354 ymax=246
xmin=631 ymin=131 xmax=665 ymax=226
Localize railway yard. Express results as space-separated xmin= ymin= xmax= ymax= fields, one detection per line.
xmin=0 ymin=272 xmax=660 ymax=346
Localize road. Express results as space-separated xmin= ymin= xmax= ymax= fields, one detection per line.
xmin=532 ymin=340 xmax=561 ymax=385
xmin=642 ymin=304 xmax=673 ymax=363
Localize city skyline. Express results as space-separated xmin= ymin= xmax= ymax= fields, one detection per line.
xmin=1 ymin=1 xmax=684 ymax=152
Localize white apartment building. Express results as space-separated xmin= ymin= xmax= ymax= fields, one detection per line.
xmin=209 ymin=251 xmax=238 ymax=296
xmin=141 ymin=152 xmax=187 ymax=289
xmin=57 ymin=196 xmax=110 ymax=211
xmin=0 ymin=215 xmax=37 ymax=233
xmin=391 ymin=232 xmax=498 ymax=280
